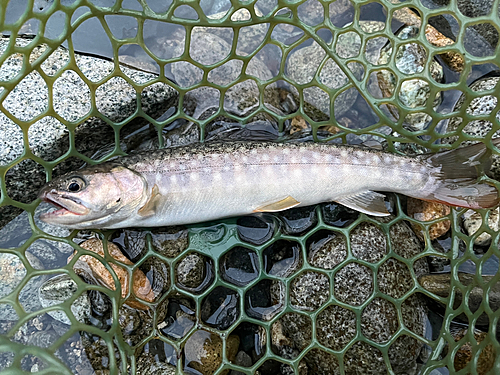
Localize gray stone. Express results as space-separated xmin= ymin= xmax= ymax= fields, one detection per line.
xmin=290 ymin=271 xmax=329 ymax=311
xmin=170 ymin=30 xmax=275 ymax=118
xmin=203 ymin=8 xmax=269 ymax=55
xmin=377 ymin=26 xmax=443 ymax=131
xmin=462 ymin=207 xmax=499 ymax=247
xmin=176 ymin=253 xmax=206 ymax=289
xmin=0 ymin=252 xmax=46 ymax=320
xmin=293 ymin=217 xmax=428 ymax=373
xmin=39 ymin=274 xmax=91 ymax=325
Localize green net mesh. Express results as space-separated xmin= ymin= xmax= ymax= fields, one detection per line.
xmin=1 ymin=0 xmax=500 ymax=374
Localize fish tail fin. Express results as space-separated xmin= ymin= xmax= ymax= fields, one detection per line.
xmin=420 ymin=139 xmax=500 ymax=209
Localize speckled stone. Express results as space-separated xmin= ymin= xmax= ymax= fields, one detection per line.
xmin=377 ymin=26 xmax=443 ymax=131
xmin=334 ymin=262 xmax=373 ymax=306
xmin=38 ymin=274 xmax=91 ymax=325
xmin=450 ymin=328 xmax=496 ymax=375
xmin=289 ymin=271 xmax=329 ymax=311
xmin=295 ymin=218 xmax=428 ymax=373
xmin=0 ymin=251 xmax=46 ymax=320
xmin=462 ymin=207 xmax=499 ymax=247
xmin=307 ymin=232 xmax=347 ymax=269
xmin=407 ymin=198 xmax=451 ymax=241
xmin=176 ymin=253 xmax=207 ymax=289
xmin=170 ymin=30 xmax=276 ymax=117
xmin=183 ymin=330 xmax=239 ymax=375
xmin=135 ymin=353 xmax=176 ymax=374
xmin=271 ymin=312 xmax=312 ymax=357
xmin=202 ymin=8 xmax=268 ymax=55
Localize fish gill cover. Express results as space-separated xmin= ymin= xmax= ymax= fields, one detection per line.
xmin=0 ymin=0 xmax=499 ymax=374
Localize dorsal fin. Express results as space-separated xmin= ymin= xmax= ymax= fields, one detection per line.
xmin=138 ymin=184 xmax=161 ymax=217
xmin=335 ymin=191 xmax=390 ymax=216
xmin=254 ymin=196 xmax=301 ymax=212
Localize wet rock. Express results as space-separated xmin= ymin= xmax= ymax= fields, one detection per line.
xmin=220 ymin=246 xmax=260 ymax=286
xmin=0 ymin=37 xmax=177 ymax=228
xmin=113 ymin=226 xmax=189 ymax=261
xmin=271 ymin=312 xmax=312 ymax=360
xmin=71 ymin=238 xmax=155 ymax=309
xmin=419 ymin=272 xmax=500 ymax=326
xmin=286 ymin=21 xmax=383 ymax=122
xmin=378 ymin=26 xmax=443 ymax=131
xmin=449 ymin=328 xmax=496 ymax=374
xmin=38 ymin=274 xmax=91 ymax=325
xmin=170 ymin=30 xmax=275 ymax=117
xmin=443 ymin=75 xmax=500 ymax=179
xmin=392 ymin=7 xmax=464 ymax=72
xmin=201 ymin=286 xmax=240 ymax=330
xmin=176 ymin=253 xmax=211 ymax=291
xmin=307 ymin=230 xmax=347 ymax=269
xmin=0 ymin=252 xmax=46 ymax=320
xmin=286 ymin=41 xmax=355 ymax=120
xmin=278 ymin=206 xmax=317 ymax=236
xmin=263 ymin=240 xmax=302 ymax=278
xmin=183 ymin=330 xmax=240 ymax=375
xmin=246 ymin=279 xmax=285 ymax=321
xmin=462 ymin=207 xmax=499 ymax=247
xmin=159 ymin=296 xmax=196 ymax=340
xmin=203 ymin=8 xmax=268 ymax=55
xmin=135 ymin=353 xmax=176 ymax=375
xmin=407 ymin=198 xmax=451 ymax=241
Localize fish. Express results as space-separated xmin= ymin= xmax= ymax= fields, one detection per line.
xmin=38 ymin=140 xmax=500 ymax=229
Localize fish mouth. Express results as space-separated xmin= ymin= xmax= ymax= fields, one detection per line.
xmin=39 ymin=191 xmax=90 ymax=219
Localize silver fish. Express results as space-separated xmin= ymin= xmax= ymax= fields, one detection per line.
xmin=38 ymin=141 xmax=500 ymax=229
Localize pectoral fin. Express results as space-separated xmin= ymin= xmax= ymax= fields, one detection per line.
xmin=335 ymin=191 xmax=390 ymax=216
xmin=254 ymin=196 xmax=301 ymax=212
xmin=138 ymin=184 xmax=161 ymax=217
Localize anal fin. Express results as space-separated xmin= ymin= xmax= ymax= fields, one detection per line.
xmin=138 ymin=184 xmax=162 ymax=217
xmin=335 ymin=191 xmax=390 ymax=216
xmin=254 ymin=196 xmax=301 ymax=212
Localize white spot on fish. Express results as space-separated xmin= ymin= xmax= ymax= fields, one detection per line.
xmin=262 ymin=154 xmax=270 ymax=161
xmin=341 ymin=150 xmax=348 ymax=158
xmin=214 ymin=173 xmax=222 ymax=181
xmin=170 ymin=174 xmax=177 ymax=183
xmin=283 ymin=148 xmax=290 ymax=155
xmin=313 ymin=152 xmax=320 ymax=160
xmin=190 ymin=172 xmax=199 ymax=181
xmin=372 ymin=155 xmax=379 ymax=164
xmin=293 ymin=168 xmax=301 ymax=177
xmin=251 ymin=149 xmax=258 ymax=155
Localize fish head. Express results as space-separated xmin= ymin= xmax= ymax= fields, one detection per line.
xmin=38 ymin=163 xmax=147 ymax=229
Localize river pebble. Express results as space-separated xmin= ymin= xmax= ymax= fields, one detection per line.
xmin=71 ymin=238 xmax=155 ymax=309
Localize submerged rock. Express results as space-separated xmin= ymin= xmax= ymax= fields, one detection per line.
xmin=38 ymin=274 xmax=91 ymax=325
xmin=407 ymin=198 xmax=451 ymax=241
xmin=419 ymin=272 xmax=500 ymax=326
xmin=377 ymin=26 xmax=443 ymax=131
xmin=71 ymin=238 xmax=155 ymax=309
xmin=462 ymin=207 xmax=499 ymax=247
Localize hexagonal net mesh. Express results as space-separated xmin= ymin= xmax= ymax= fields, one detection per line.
xmin=0 ymin=0 xmax=499 ymax=374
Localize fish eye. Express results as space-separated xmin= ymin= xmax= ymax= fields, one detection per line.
xmin=67 ymin=177 xmax=85 ymax=192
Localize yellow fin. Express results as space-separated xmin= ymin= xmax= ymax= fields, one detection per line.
xmin=138 ymin=184 xmax=161 ymax=217
xmin=254 ymin=196 xmax=301 ymax=212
